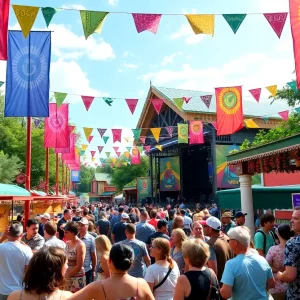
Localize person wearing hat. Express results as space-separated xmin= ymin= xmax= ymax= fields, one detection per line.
xmin=38 ymin=213 xmax=51 ymax=237
xmin=235 ymin=211 xmax=247 ymax=226
xmin=111 ymin=213 xmax=130 ymax=244
xmin=221 ymin=211 xmax=236 ymax=235
xmin=72 ymin=209 xmax=82 ymax=222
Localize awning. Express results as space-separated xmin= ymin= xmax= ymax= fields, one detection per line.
xmin=100 ymin=192 xmax=115 ymax=197
xmin=217 ymin=185 xmax=300 ymax=210
xmin=0 ymin=184 xmax=31 ymax=196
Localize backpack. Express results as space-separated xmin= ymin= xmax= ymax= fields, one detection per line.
xmin=254 ymin=229 xmax=276 ymax=255
xmin=206 ymin=269 xmax=220 ymax=300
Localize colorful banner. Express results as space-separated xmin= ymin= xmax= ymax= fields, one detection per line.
xmin=132 ymin=13 xmax=162 ymax=34
xmin=166 ymin=126 xmax=174 ymax=137
xmin=62 ymin=133 xmax=75 ymax=161
xmin=288 ymin=81 xmax=298 ymax=92
xmin=200 ymin=95 xmax=212 ymax=108
xmin=98 ymin=128 xmax=106 ymax=137
xmin=84 ymin=127 xmax=93 ymax=141
xmin=156 ymin=145 xmax=162 ymax=151
xmin=105 ymin=152 xmax=110 ymax=158
xmin=0 ymin=0 xmax=9 ymax=60
xmin=132 ymin=128 xmax=142 ymax=140
xmin=88 ymin=135 xmax=93 ymax=143
xmin=183 ymin=97 xmax=192 ymax=103
xmin=41 ymin=7 xmax=58 ymax=27
xmin=55 ymin=125 xmax=74 ymax=153
xmin=278 ymin=110 xmax=289 ymax=120
xmin=185 ymin=14 xmax=215 ymax=35
xmin=215 ymin=86 xmax=243 ymax=136
xmin=112 ymin=129 xmax=122 ymax=143
xmin=90 ymin=150 xmax=96 ymax=157
xmin=0 ymin=205 xmax=10 ymax=233
xmin=137 ymin=177 xmax=151 ymax=201
xmin=264 ymin=13 xmax=288 ymax=38
xmin=131 ymin=147 xmax=140 ymax=165
xmin=174 ymin=98 xmax=184 ymax=110
xmin=103 ymin=136 xmax=109 ymax=144
xmin=144 ymin=145 xmax=151 ymax=152
xmin=178 ymin=123 xmax=188 ymax=143
xmin=266 ymin=85 xmax=277 ymax=96
xmin=125 ymin=99 xmax=138 ymax=114
xmin=151 ymin=98 xmax=164 ymax=114
xmin=44 ymin=104 xmax=69 ymax=148
xmin=150 ymin=128 xmax=161 ymax=142
xmin=113 ymin=146 xmax=119 ymax=153
xmin=80 ymin=10 xmax=108 ymax=39
xmin=222 ymin=14 xmax=246 ymax=34
xmin=189 ymin=120 xmax=204 ymax=144
xmin=140 ymin=137 xmax=146 ymax=144
xmin=81 ymin=95 xmax=94 ymax=111
xmin=54 ymin=92 xmax=67 ymax=107
xmin=32 ymin=202 xmax=52 ymax=214
xmin=249 ymin=88 xmax=261 ymax=102
xmin=71 ymin=170 xmax=80 ymax=182
xmin=5 ymin=31 xmax=50 ymax=117
xmin=244 ymin=119 xmax=259 ymax=128
xmin=160 ymin=156 xmax=181 ymax=191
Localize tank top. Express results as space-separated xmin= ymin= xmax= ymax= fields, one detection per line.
xmin=66 ymin=240 xmax=85 ymax=278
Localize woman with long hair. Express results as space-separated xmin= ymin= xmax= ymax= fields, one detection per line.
xmin=88 ymin=221 xmax=99 ymax=238
xmin=171 ymin=216 xmax=184 ymax=231
xmin=95 ymin=235 xmax=112 ymax=281
xmin=170 ymin=229 xmax=188 ymax=274
xmin=68 ymin=243 xmax=154 ymax=300
xmin=145 ymin=238 xmax=180 ymax=300
xmin=8 ymin=247 xmax=72 ymax=300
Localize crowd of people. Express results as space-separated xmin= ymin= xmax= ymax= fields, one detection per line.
xmin=0 ymin=202 xmax=299 ymax=300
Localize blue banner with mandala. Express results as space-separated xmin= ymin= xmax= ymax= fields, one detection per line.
xmin=5 ymin=31 xmax=51 ymax=117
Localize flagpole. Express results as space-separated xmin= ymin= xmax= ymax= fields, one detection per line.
xmin=24 ymin=117 xmax=32 ymax=226
xmin=45 ymin=148 xmax=49 ymax=195
xmin=55 ymin=154 xmax=59 ymax=196
xmin=66 ymin=165 xmax=68 ymax=194
xmin=62 ymin=159 xmax=65 ymax=195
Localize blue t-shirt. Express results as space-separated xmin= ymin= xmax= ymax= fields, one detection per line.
xmin=221 ymin=253 xmax=273 ymax=300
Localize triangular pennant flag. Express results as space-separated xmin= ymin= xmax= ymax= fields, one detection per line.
xmin=98 ymin=128 xmax=107 ymax=137
xmin=33 ymin=118 xmax=42 ymax=128
xmin=262 ymin=116 xmax=269 ymax=123
xmin=116 ymin=152 xmax=121 ymax=157
xmin=200 ymin=95 xmax=212 ymax=108
xmin=103 ymin=97 xmax=113 ymax=106
xmin=111 ymin=158 xmax=117 ymax=164
xmin=140 ymin=137 xmax=146 ymax=144
xmin=111 ymin=129 xmax=122 ymax=143
xmin=12 ymin=5 xmax=40 ymax=38
xmin=150 ymin=128 xmax=161 ymax=143
xmin=126 ymin=147 xmax=132 ymax=152
xmin=80 ymin=150 xmax=86 ymax=156
xmin=244 ymin=119 xmax=259 ymax=128
xmin=249 ymin=88 xmax=262 ymax=102
xmin=278 ymin=110 xmax=289 ymax=121
xmin=123 ymin=162 xmax=128 ymax=166
xmin=264 ymin=13 xmax=288 ymax=39
xmin=174 ymin=98 xmax=184 ymax=110
xmin=125 ymin=99 xmax=138 ymax=114
xmin=287 ymin=81 xmax=298 ymax=92
xmin=183 ymin=97 xmax=192 ymax=104
xmin=69 ymin=125 xmax=75 ymax=133
xmin=132 ymin=128 xmax=142 ymax=140
xmin=81 ymin=96 xmax=94 ymax=111
xmin=295 ymin=107 xmax=300 ymax=114
xmin=166 ymin=126 xmax=174 ymax=137
xmin=41 ymin=7 xmax=58 ymax=27
xmin=99 ymin=158 xmax=105 ymax=163
xmin=88 ymin=135 xmax=94 ymax=143
xmin=84 ymin=127 xmax=93 ymax=141
xmin=54 ymin=92 xmax=67 ymax=107
xmin=156 ymin=145 xmax=162 ymax=151
xmin=84 ymin=162 xmax=88 ymax=166
xmin=80 ymin=11 xmax=109 ymax=39
xmin=0 ymin=82 xmax=4 ymax=87
xmin=103 ymin=136 xmax=109 ymax=144
xmin=266 ymin=85 xmax=277 ymax=97
xmin=137 ymin=146 xmax=144 ymax=153
xmin=113 ymin=147 xmax=119 ymax=153
xmin=90 ymin=150 xmax=96 ymax=158
xmin=94 ymin=162 xmax=98 ymax=166
xmin=98 ymin=146 xmax=104 ymax=153
xmin=211 ymin=122 xmax=218 ymax=130
xmin=132 ymin=13 xmax=162 ymax=34
xmin=124 ymin=137 xmax=132 ymax=143
xmin=144 ymin=145 xmax=151 ymax=152
xmin=185 ymin=14 xmax=215 ymax=36
xmin=124 ymin=151 xmax=130 ymax=158
xmin=222 ymin=14 xmax=246 ymax=34
xmin=151 ymin=99 xmax=164 ymax=114
xmin=92 ymin=157 xmax=95 ymax=163
xmin=81 ymin=144 xmax=88 ymax=151
xmin=110 ymin=163 xmax=115 ymax=168
xmin=105 ymin=152 xmax=110 ymax=158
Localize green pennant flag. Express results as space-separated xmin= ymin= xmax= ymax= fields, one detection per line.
xmin=80 ymin=11 xmax=109 ymax=39
xmin=0 ymin=81 xmax=4 ymax=87
xmin=137 ymin=146 xmax=144 ymax=153
xmin=178 ymin=123 xmax=188 ymax=143
xmin=262 ymin=116 xmax=269 ymax=123
xmin=105 ymin=152 xmax=110 ymax=158
xmin=222 ymin=14 xmax=247 ymax=34
xmin=295 ymin=107 xmax=300 ymax=114
xmin=103 ymin=97 xmax=113 ymax=106
xmin=41 ymin=7 xmax=58 ymax=27
xmin=126 ymin=147 xmax=132 ymax=152
xmin=103 ymin=136 xmax=109 ymax=144
xmin=174 ymin=98 xmax=184 ymax=110
xmin=79 ymin=150 xmax=85 ymax=156
xmin=132 ymin=129 xmax=142 ymax=140
xmin=287 ymin=81 xmax=298 ymax=92
xmin=54 ymin=92 xmax=67 ymax=107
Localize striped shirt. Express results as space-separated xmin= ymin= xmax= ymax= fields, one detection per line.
xmin=78 ymin=232 xmax=96 ymax=273
xmin=21 ymin=233 xmax=44 ymax=251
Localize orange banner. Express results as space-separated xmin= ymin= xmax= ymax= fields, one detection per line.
xmin=0 ymin=205 xmax=10 ymax=232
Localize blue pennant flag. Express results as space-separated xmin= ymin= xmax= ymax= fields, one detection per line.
xmin=5 ymin=31 xmax=51 ymax=117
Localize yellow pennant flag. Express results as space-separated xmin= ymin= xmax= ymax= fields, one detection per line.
xmin=75 ymin=147 xmax=80 ymax=155
xmin=185 ymin=14 xmax=215 ymax=36
xmin=124 ymin=151 xmax=130 ymax=158
xmin=81 ymin=144 xmax=88 ymax=151
xmin=244 ymin=119 xmax=259 ymax=128
xmin=151 ymin=128 xmax=161 ymax=142
xmin=83 ymin=127 xmax=93 ymax=141
xmin=111 ymin=158 xmax=117 ymax=164
xmin=92 ymin=157 xmax=95 ymax=163
xmin=266 ymin=85 xmax=277 ymax=97
xmin=123 ymin=162 xmax=128 ymax=166
xmin=12 ymin=5 xmax=40 ymax=38
xmin=156 ymin=145 xmax=162 ymax=151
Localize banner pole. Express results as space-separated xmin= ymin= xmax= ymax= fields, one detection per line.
xmin=45 ymin=148 xmax=49 ymax=195
xmin=24 ymin=117 xmax=32 ymax=226
xmin=62 ymin=159 xmax=65 ymax=195
xmin=55 ymin=154 xmax=59 ymax=196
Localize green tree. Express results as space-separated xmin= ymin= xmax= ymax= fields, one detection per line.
xmin=271 ymin=83 xmax=300 ymax=107
xmin=77 ymin=165 xmax=95 ymax=193
xmin=0 ymin=151 xmax=23 ymax=183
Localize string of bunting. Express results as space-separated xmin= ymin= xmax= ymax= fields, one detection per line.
xmin=8 ymin=5 xmax=288 ymax=40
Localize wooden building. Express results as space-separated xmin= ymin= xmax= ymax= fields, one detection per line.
xmin=89 ymin=173 xmax=117 ymax=202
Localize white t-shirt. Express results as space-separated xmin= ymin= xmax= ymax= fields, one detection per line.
xmin=0 ymin=241 xmax=33 ymax=295
xmin=183 ymin=215 xmax=192 ymax=229
xmin=144 ymin=261 xmax=180 ymax=300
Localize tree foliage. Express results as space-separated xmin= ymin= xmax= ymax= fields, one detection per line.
xmin=0 ymin=151 xmax=23 ymax=183
xmin=271 ymin=84 xmax=300 ymax=107
xmin=77 ymin=165 xmax=95 ymax=193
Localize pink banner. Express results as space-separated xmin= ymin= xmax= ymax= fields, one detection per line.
xmin=278 ymin=110 xmax=289 ymax=120
xmin=189 ymin=121 xmax=204 ymax=144
xmin=44 ymin=103 xmax=69 ymax=148
xmin=111 ymin=129 xmax=122 ymax=143
xmin=55 ymin=125 xmax=74 ymax=153
xmin=140 ymin=137 xmax=146 ymax=144
xmin=62 ymin=134 xmax=75 ymax=161
xmin=249 ymin=88 xmax=261 ymax=102
xmin=98 ymin=146 xmax=104 ymax=153
xmin=183 ymin=97 xmax=192 ymax=103
xmin=125 ymin=99 xmax=138 ymax=114
xmin=116 ymin=151 xmax=121 ymax=157
xmin=211 ymin=122 xmax=218 ymax=130
xmin=0 ymin=0 xmax=9 ymax=60
xmin=88 ymin=135 xmax=93 ymax=143
xmin=90 ymin=151 xmax=96 ymax=158
xmin=132 ymin=13 xmax=162 ymax=34
xmin=113 ymin=147 xmax=119 ymax=153
xmin=131 ymin=147 xmax=141 ymax=164
xmin=144 ymin=145 xmax=151 ymax=152
xmin=200 ymin=95 xmax=212 ymax=108
xmin=151 ymin=98 xmax=164 ymax=114
xmin=166 ymin=126 xmax=174 ymax=137
xmin=81 ymin=95 xmax=94 ymax=111
xmin=97 ymin=128 xmax=106 ymax=137
xmin=264 ymin=13 xmax=288 ymax=38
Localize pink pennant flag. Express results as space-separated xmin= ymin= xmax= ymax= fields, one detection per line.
xmin=84 ymin=162 xmax=88 ymax=166
xmin=140 ymin=137 xmax=146 ymax=144
xmin=55 ymin=125 xmax=74 ymax=154
xmin=249 ymin=88 xmax=261 ymax=102
xmin=98 ymin=146 xmax=104 ymax=153
xmin=264 ymin=13 xmax=288 ymax=38
xmin=97 ymin=128 xmax=106 ymax=137
xmin=125 ymin=99 xmax=138 ymax=114
xmin=69 ymin=125 xmax=75 ymax=133
xmin=183 ymin=97 xmax=192 ymax=104
xmin=116 ymin=152 xmax=121 ymax=157
xmin=113 ymin=147 xmax=119 ymax=153
xmin=200 ymin=95 xmax=212 ymax=109
xmin=278 ymin=110 xmax=289 ymax=120
xmin=189 ymin=121 xmax=204 ymax=145
xmin=144 ymin=145 xmax=151 ymax=152
xmin=61 ymin=134 xmax=75 ymax=161
xmin=110 ymin=163 xmax=114 ymax=168
xmin=131 ymin=147 xmax=141 ymax=165
xmin=211 ymin=122 xmax=218 ymax=130
xmin=166 ymin=126 xmax=174 ymax=137
xmin=111 ymin=129 xmax=122 ymax=143
xmin=90 ymin=151 xmax=96 ymax=158
xmin=101 ymin=164 xmax=105 ymax=168
xmin=94 ymin=163 xmax=98 ymax=166
xmin=88 ymin=135 xmax=94 ymax=143
xmin=132 ymin=13 xmax=162 ymax=34
xmin=151 ymin=98 xmax=164 ymax=114
xmin=81 ymin=96 xmax=94 ymax=111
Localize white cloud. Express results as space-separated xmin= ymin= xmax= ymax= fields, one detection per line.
xmin=123 ymin=51 xmax=129 ymax=58
xmin=61 ymin=4 xmax=86 ymax=10
xmin=171 ymin=24 xmax=206 ymax=44
xmin=108 ymin=0 xmax=118 ymax=6
xmin=138 ymin=90 xmax=145 ymax=97
xmin=258 ymin=0 xmax=289 ymax=12
xmin=161 ymin=52 xmax=182 ymax=66
xmin=123 ymin=62 xmax=138 ymax=69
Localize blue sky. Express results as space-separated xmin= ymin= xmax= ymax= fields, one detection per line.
xmin=0 ymin=0 xmax=295 ymax=164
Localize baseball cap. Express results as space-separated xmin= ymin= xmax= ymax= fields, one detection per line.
xmin=235 ymin=211 xmax=247 ymax=218
xmin=78 ymin=218 xmax=89 ymax=225
xmin=40 ymin=213 xmax=50 ymax=220
xmin=205 ymin=216 xmax=222 ymax=231
xmin=121 ymin=213 xmax=130 ymax=219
